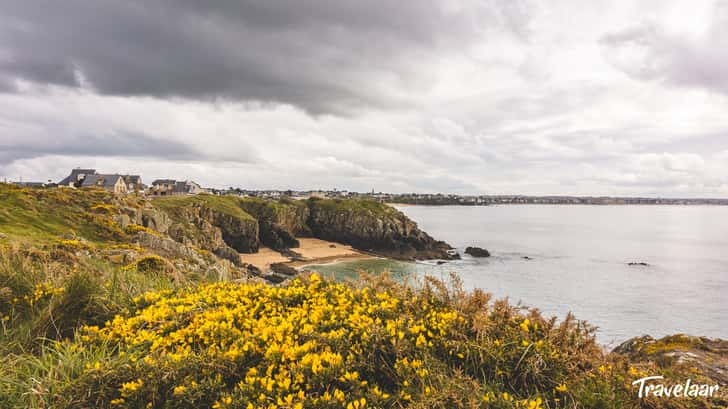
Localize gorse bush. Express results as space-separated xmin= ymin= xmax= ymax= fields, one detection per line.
xmin=133 ymin=255 xmax=170 ymax=274
xmin=30 ymin=273 xmax=641 ymax=409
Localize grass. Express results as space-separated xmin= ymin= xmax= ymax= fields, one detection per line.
xmin=0 ymin=183 xmax=141 ymax=245
xmin=238 ymin=197 xmax=307 ymax=222
xmin=307 ymin=198 xmax=399 ymax=218
xmin=153 ymin=194 xmax=256 ymax=222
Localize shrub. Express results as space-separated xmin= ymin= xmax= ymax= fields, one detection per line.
xmin=132 ymin=256 xmax=169 ymax=274
xmin=90 ymin=203 xmax=117 ymax=214
xmin=45 ymin=274 xmax=638 ymax=408
xmin=124 ymin=224 xmax=158 ymax=236
xmin=1 ymin=264 xmax=722 ymax=409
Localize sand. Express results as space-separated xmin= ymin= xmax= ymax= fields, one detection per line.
xmin=239 ymin=237 xmax=374 ymax=272
xmin=238 ymin=247 xmax=290 ymax=271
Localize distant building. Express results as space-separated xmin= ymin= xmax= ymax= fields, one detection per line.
xmin=57 ymin=168 xmax=143 ymax=194
xmin=58 ymin=168 xmax=97 ymax=187
xmin=80 ymin=174 xmax=128 ymax=194
xmin=150 ymin=179 xmax=206 ymax=196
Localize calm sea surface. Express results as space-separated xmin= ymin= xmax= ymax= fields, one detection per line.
xmin=307 ymin=205 xmax=728 ymax=346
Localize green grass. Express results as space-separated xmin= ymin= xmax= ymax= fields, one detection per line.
xmin=152 ymin=194 xmax=255 ymax=222
xmin=0 ymin=183 xmax=139 ymax=245
xmin=308 ymin=198 xmax=399 ymax=217
xmin=238 ymin=196 xmax=300 ymax=218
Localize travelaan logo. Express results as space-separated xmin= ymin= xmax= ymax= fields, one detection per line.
xmin=633 ymin=376 xmax=721 ymax=398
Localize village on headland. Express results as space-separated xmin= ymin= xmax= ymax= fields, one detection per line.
xmin=8 ymin=167 xmax=728 ymax=205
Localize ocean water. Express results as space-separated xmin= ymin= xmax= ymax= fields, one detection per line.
xmin=307 ymin=205 xmax=728 ymax=346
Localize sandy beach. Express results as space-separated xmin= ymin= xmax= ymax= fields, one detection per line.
xmin=239 ymin=237 xmax=374 ymax=271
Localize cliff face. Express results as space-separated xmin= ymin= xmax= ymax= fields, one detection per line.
xmin=306 ymin=198 xmax=456 ymax=260
xmin=153 ymin=196 xmax=259 ymax=255
xmin=238 ymin=198 xmax=311 ymax=251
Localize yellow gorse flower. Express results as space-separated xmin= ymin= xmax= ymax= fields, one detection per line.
xmin=81 ymin=274 xmax=462 ymax=407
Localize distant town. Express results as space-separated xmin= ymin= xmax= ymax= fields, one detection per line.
xmin=6 ymin=167 xmax=728 ymax=205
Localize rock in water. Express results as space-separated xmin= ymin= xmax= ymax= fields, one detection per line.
xmin=627 ymin=262 xmax=650 ymax=266
xmin=465 ymin=246 xmax=491 ymax=257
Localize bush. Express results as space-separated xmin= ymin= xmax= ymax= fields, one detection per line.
xmin=1 ymin=261 xmax=722 ymax=408
xmin=132 ymin=256 xmax=169 ymax=274
xmin=42 ymin=273 xmax=638 ymax=408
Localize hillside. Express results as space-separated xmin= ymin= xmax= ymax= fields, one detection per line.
xmin=0 ymin=185 xmax=457 ymax=275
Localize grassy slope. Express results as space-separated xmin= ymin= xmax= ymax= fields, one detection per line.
xmin=152 ymin=194 xmax=256 ymax=222
xmin=238 ymin=196 xmax=306 ymax=218
xmin=0 ymin=184 xmax=140 ymax=245
xmin=308 ymin=198 xmax=400 ymax=218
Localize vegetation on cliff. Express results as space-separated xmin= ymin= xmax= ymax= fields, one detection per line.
xmin=0 ymin=183 xmax=141 ymax=244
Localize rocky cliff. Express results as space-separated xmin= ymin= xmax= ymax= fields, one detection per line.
xmin=306 ymin=198 xmax=456 ymax=260
xmin=237 ymin=197 xmax=310 ymax=251
xmin=152 ymin=196 xmax=259 ymax=256
xmin=151 ymin=195 xmax=456 ymax=261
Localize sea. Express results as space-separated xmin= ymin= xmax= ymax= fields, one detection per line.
xmin=307 ymin=205 xmax=728 ymax=346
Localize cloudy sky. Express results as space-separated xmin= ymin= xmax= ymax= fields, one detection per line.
xmin=2 ymin=0 xmax=728 ymax=196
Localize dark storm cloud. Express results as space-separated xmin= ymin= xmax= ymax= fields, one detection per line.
xmin=0 ymin=131 xmax=198 ymax=165
xmin=600 ymin=2 xmax=728 ymax=94
xmin=0 ymin=0 xmax=520 ymax=114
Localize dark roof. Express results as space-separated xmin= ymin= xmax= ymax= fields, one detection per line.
xmin=174 ymin=180 xmax=203 ymax=193
xmin=58 ymin=168 xmax=97 ymax=185
xmin=81 ymin=174 xmax=123 ymax=189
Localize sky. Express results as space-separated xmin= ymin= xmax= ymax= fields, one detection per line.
xmin=1 ymin=0 xmax=728 ymax=196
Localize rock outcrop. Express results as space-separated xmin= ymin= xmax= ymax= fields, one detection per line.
xmin=306 ymin=198 xmax=457 ymax=260
xmin=613 ymin=334 xmax=728 ymax=385
xmin=238 ymin=198 xmax=311 ymax=251
xmin=465 ymin=246 xmax=491 ymax=257
xmin=270 ymin=262 xmax=298 ymax=276
xmin=159 ymin=201 xmax=258 ymax=254
xmin=132 ymin=231 xmax=258 ymax=282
